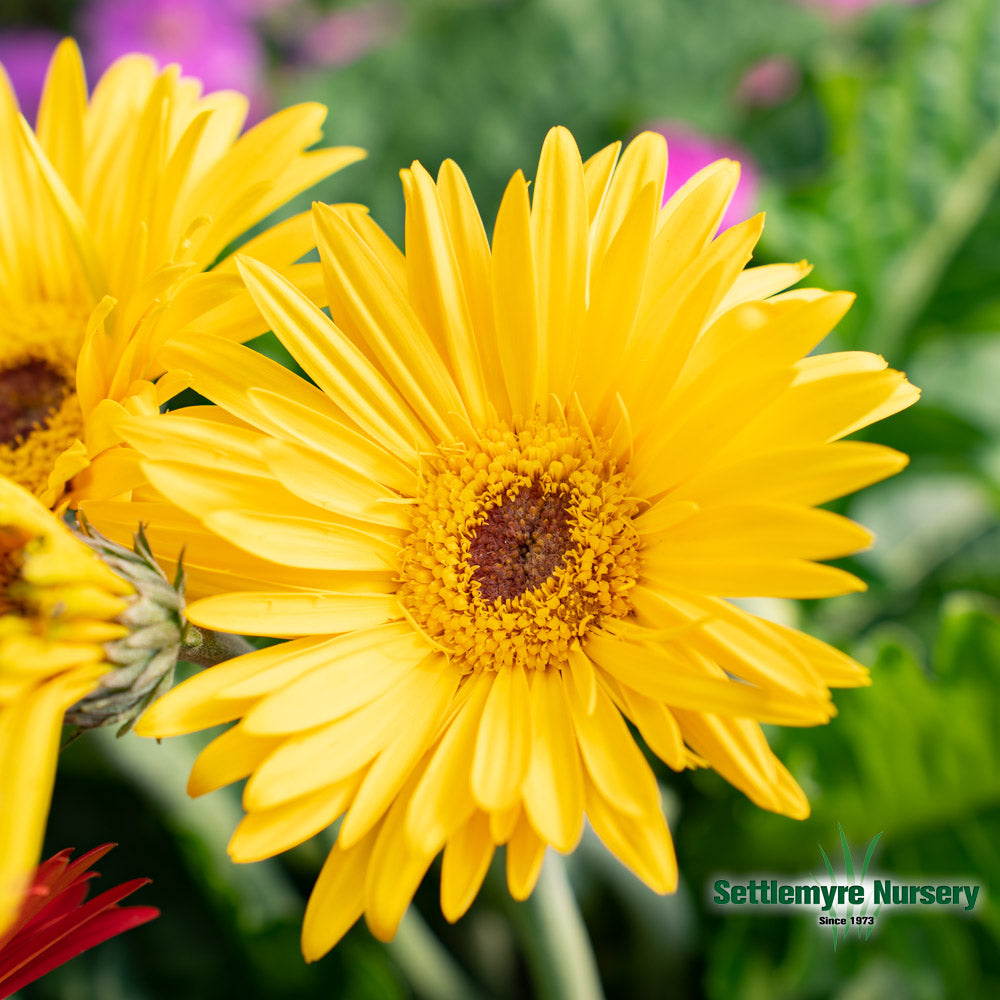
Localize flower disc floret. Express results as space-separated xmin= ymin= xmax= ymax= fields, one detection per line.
xmin=0 ymin=308 xmax=87 ymax=500
xmin=399 ymin=419 xmax=641 ymax=673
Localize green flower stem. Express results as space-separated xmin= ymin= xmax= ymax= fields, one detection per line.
xmin=387 ymin=909 xmax=487 ymax=1000
xmin=93 ymin=727 xmax=300 ymax=931
xmin=870 ymin=119 xmax=1000 ymax=363
xmin=181 ymin=627 xmax=257 ymax=667
xmin=515 ymin=854 xmax=606 ymax=1000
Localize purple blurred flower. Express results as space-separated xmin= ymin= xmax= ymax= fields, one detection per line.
xmin=0 ymin=29 xmax=63 ymax=122
xmin=80 ymin=0 xmax=268 ymax=114
xmin=299 ymin=2 xmax=399 ymax=69
xmin=648 ymin=122 xmax=760 ymax=231
xmin=736 ymin=56 xmax=802 ymax=108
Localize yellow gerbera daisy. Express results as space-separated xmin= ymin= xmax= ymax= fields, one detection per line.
xmin=0 ymin=476 xmax=134 ymax=934
xmin=91 ymin=127 xmax=919 ymax=960
xmin=0 ymin=38 xmax=363 ymax=508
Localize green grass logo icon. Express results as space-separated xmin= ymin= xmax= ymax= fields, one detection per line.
xmin=817 ymin=824 xmax=883 ymax=949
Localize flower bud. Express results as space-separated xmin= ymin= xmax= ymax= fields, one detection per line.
xmin=64 ymin=525 xmax=188 ymax=734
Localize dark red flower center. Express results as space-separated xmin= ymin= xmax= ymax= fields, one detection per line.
xmin=469 ymin=483 xmax=572 ymax=602
xmin=0 ymin=360 xmax=70 ymax=446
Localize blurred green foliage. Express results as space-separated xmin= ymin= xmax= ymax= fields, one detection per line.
xmin=12 ymin=0 xmax=1000 ymax=997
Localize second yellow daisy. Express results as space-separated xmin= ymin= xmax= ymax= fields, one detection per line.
xmin=0 ymin=39 xmax=363 ymax=508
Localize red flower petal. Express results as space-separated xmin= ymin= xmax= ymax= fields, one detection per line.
xmin=0 ymin=846 xmax=158 ymax=999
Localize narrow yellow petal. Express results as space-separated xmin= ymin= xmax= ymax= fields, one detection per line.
xmin=339 ymin=655 xmax=461 ymax=848
xmin=214 ymin=210 xmax=318 ymax=273
xmin=581 ymin=140 xmax=621 ymax=225
xmin=584 ymin=778 xmax=677 ymax=893
xmin=301 ymin=828 xmax=376 ymax=962
xmin=565 ymin=643 xmax=597 ymax=715
xmin=629 ymin=367 xmax=795 ymax=499
xmin=631 ymin=585 xmax=826 ymax=697
xmin=134 ymin=636 xmax=339 ymax=737
xmin=673 ymin=710 xmax=810 ymax=818
xmin=491 ymin=170 xmax=539 ymax=416
xmin=576 ymin=181 xmax=658 ymax=411
xmin=586 ymin=630 xmax=834 ymax=724
xmin=313 ymin=200 xmax=471 ymax=436
xmin=365 ymin=784 xmax=438 ymax=941
xmin=36 ymin=39 xmax=87 ymax=201
xmin=652 ymin=158 xmax=740 ymax=277
xmin=643 ymin=554 xmax=866 ymax=600
xmin=187 ymin=592 xmax=401 ymax=638
xmin=230 ymin=774 xmax=362 ymax=863
xmin=674 ymin=292 xmax=855 ymax=400
xmin=187 ymin=723 xmax=283 ymax=798
xmin=400 ymin=164 xmax=489 ymax=424
xmin=243 ymin=654 xmax=441 ymax=809
xmin=159 ymin=334 xmax=346 ymax=439
xmin=246 ymin=388 xmax=416 ymax=496
xmin=505 ymin=811 xmax=547 ymax=901
xmin=761 ymin=620 xmax=870 ymax=689
xmin=521 ymin=670 xmax=584 ymax=853
xmin=724 ymin=356 xmax=921 ymax=454
xmin=260 ymin=438 xmax=410 ymax=530
xmin=236 ymin=255 xmax=430 ymax=456
xmin=564 ymin=668 xmax=660 ymax=816
xmin=220 ymin=629 xmax=409 ymax=700
xmin=0 ymin=670 xmax=103 ymax=932
xmin=716 ymin=260 xmax=813 ymax=314
xmin=242 ymin=627 xmax=434 ymax=735
xmin=16 ymin=115 xmax=106 ymax=301
xmin=202 ymin=508 xmax=399 ymax=574
xmin=645 ymin=502 xmax=874 ymax=563
xmin=489 ymin=802 xmax=521 ymax=845
xmin=140 ymin=459 xmax=321 ymax=523
xmin=437 ymin=159 xmax=509 ymax=416
xmin=440 ymin=810 xmax=494 ymax=923
xmin=623 ymin=215 xmax=766 ymax=430
xmin=676 ymin=441 xmax=910 ymax=509
xmin=530 ymin=126 xmax=589 ymax=401
xmin=405 ymin=672 xmax=491 ymax=855
xmin=117 ymin=413 xmax=271 ymax=478
xmin=471 ymin=666 xmax=533 ymax=811
xmin=612 ymin=680 xmax=687 ymax=771
xmin=590 ymin=131 xmax=667 ymax=269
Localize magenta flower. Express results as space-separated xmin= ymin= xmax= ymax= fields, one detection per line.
xmin=797 ymin=0 xmax=930 ymax=12
xmin=736 ymin=56 xmax=802 ymax=108
xmin=80 ymin=0 xmax=268 ymax=113
xmin=0 ymin=845 xmax=158 ymax=999
xmin=298 ymin=2 xmax=400 ymax=69
xmin=646 ymin=122 xmax=760 ymax=232
xmin=0 ymin=29 xmax=63 ymax=122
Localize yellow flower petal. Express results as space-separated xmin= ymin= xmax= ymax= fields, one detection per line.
xmin=471 ymin=666 xmax=533 ymax=811
xmin=440 ymin=810 xmax=494 ymax=923
xmin=521 ymin=670 xmax=584 ymax=854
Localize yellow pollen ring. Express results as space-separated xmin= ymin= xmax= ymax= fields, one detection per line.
xmin=397 ymin=418 xmax=641 ymax=673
